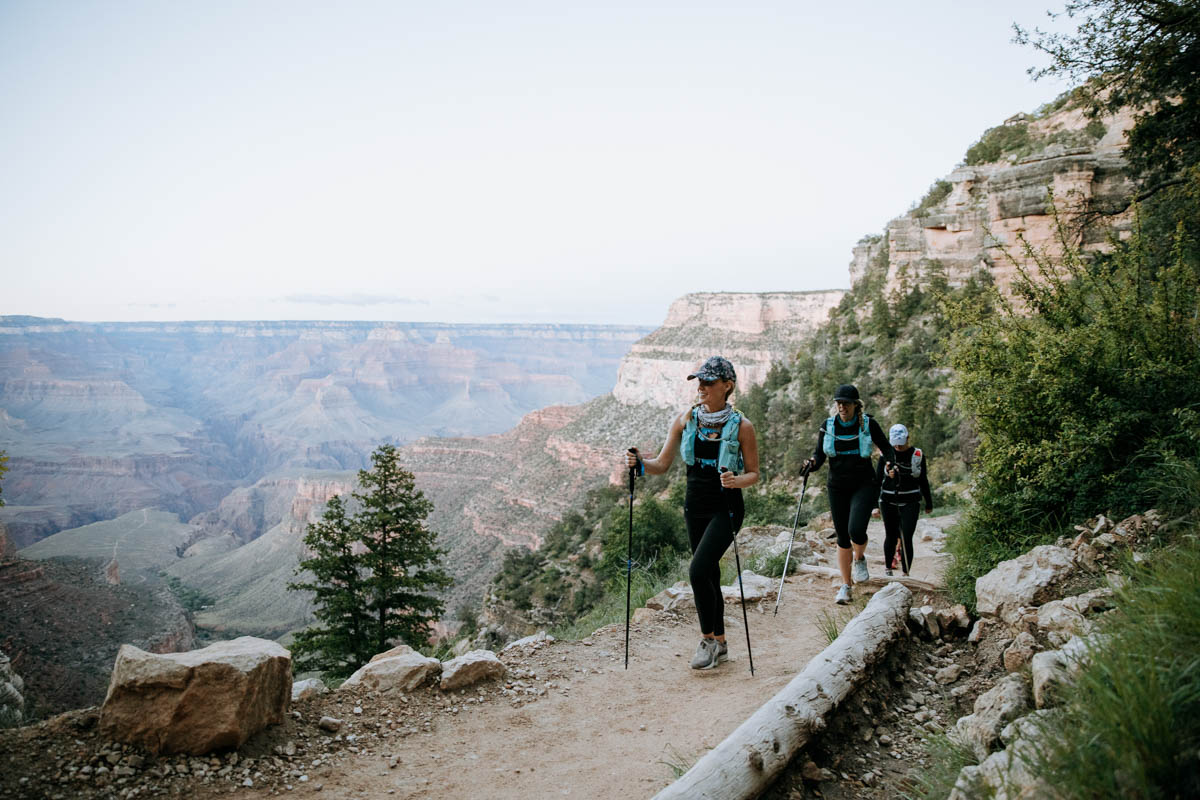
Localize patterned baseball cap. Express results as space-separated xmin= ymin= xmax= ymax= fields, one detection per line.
xmin=687 ymin=356 xmax=737 ymax=382
xmin=889 ymin=423 xmax=909 ymax=446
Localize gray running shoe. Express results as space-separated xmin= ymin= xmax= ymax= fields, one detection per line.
xmin=835 ymin=584 xmax=852 ymax=605
xmin=690 ymin=638 xmax=719 ymax=669
xmin=715 ymin=640 xmax=728 ymax=664
xmin=852 ymin=556 xmax=870 ymax=583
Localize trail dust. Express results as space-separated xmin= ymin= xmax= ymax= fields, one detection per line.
xmin=207 ymin=513 xmax=954 ymax=800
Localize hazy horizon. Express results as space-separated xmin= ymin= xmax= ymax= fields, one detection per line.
xmin=2 ymin=1 xmax=1075 ymax=326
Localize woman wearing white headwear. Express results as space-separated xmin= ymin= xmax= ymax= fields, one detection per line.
xmin=877 ymin=423 xmax=933 ymax=576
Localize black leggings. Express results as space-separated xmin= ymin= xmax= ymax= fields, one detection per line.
xmin=684 ymin=510 xmax=734 ymax=637
xmin=829 ymin=482 xmax=875 ymax=549
xmin=881 ymin=501 xmax=920 ymax=573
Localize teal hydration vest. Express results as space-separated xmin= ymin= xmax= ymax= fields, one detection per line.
xmin=823 ymin=414 xmax=872 ymax=458
xmin=681 ymin=408 xmax=744 ymax=473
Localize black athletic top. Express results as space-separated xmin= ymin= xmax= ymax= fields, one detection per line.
xmin=809 ymin=415 xmax=894 ymax=491
xmin=685 ymin=431 xmax=745 ymax=525
xmin=877 ymin=447 xmax=933 ymax=508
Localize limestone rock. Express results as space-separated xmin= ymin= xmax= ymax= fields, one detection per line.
xmin=341 ymin=650 xmax=440 ymax=694
xmin=645 ymin=581 xmax=695 ymax=612
xmin=440 ymin=650 xmax=507 ymax=691
xmin=721 ymin=571 xmax=774 ymax=603
xmin=952 ymin=674 xmax=1032 ymax=760
xmin=290 ymin=678 xmax=327 ymax=702
xmin=501 ymin=631 xmax=555 ymax=654
xmin=967 ymin=617 xmax=993 ymax=644
xmin=99 ymin=637 xmax=291 ymax=755
xmin=1034 ymin=599 xmax=1092 ymax=646
xmin=369 ymin=644 xmax=418 ymax=663
xmin=935 ymin=664 xmax=964 ymax=685
xmin=975 ymin=545 xmax=1076 ymax=624
xmin=1003 ymin=632 xmax=1039 ymax=673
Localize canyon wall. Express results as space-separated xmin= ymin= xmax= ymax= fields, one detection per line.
xmin=0 ymin=319 xmax=648 ymax=546
xmin=612 ymin=291 xmax=844 ymax=409
xmin=849 ymin=105 xmax=1138 ymax=297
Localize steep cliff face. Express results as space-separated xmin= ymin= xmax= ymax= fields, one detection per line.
xmin=612 ymin=292 xmax=844 ymax=409
xmin=849 ymin=104 xmax=1137 ymax=297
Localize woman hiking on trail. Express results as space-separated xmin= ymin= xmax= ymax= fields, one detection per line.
xmin=624 ymin=356 xmax=760 ymax=671
xmin=802 ymin=384 xmax=893 ymax=605
xmin=877 ymin=423 xmax=933 ymax=577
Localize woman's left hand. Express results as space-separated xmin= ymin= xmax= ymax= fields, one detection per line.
xmin=720 ymin=471 xmax=739 ymax=489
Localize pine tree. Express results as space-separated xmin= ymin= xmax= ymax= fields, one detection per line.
xmin=288 ymin=444 xmax=452 ymax=677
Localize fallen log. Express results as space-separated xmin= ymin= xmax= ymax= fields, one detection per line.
xmin=793 ymin=563 xmax=941 ymax=593
xmin=651 ymin=582 xmax=913 ymax=800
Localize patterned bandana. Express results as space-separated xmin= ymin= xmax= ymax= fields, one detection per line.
xmin=697 ymin=403 xmax=734 ymax=429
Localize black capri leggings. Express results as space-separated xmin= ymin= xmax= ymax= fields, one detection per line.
xmin=881 ymin=501 xmax=920 ymax=573
xmin=683 ymin=510 xmax=735 ymax=637
xmin=829 ymin=482 xmax=875 ymax=549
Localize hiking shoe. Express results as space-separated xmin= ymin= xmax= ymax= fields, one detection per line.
xmin=835 ymin=584 xmax=852 ymax=605
xmin=690 ymin=638 xmax=719 ymax=670
xmin=885 ymin=568 xmax=894 ymax=577
xmin=715 ymin=640 xmax=728 ymax=664
xmin=852 ymin=556 xmax=869 ymax=583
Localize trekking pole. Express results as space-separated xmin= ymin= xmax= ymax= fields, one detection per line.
xmin=773 ymin=470 xmax=810 ymax=616
xmin=625 ymin=449 xmax=637 ymax=670
xmin=721 ymin=468 xmax=754 ymax=675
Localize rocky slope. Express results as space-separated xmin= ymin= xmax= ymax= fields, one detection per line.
xmin=0 ymin=556 xmax=194 ymax=718
xmin=850 ymin=103 xmax=1137 ymax=298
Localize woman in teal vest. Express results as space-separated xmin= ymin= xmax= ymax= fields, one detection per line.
xmin=802 ymin=384 xmax=893 ymax=605
xmin=625 ymin=356 xmax=760 ymax=670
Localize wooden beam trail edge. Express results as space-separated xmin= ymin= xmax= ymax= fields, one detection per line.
xmin=651 ymin=582 xmax=913 ymax=800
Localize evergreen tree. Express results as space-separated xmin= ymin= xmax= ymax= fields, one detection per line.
xmin=288 ymin=444 xmax=452 ymax=677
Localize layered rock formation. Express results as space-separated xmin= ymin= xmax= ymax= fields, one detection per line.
xmin=613 ymin=291 xmax=844 ymax=409
xmin=849 ymin=105 xmax=1137 ymax=297
xmin=0 ymin=318 xmax=649 ymax=548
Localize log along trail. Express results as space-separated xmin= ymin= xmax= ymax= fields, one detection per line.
xmin=215 ymin=513 xmax=957 ymax=800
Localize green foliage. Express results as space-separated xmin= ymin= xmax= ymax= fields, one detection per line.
xmin=901 ymin=732 xmax=980 ymax=800
xmin=489 ymin=482 xmax=628 ymax=628
xmin=549 ymin=562 xmax=685 ymax=641
xmin=742 ymin=484 xmax=806 ymax=527
xmin=945 ymin=181 xmax=1200 ymax=607
xmin=162 ymin=574 xmax=215 ymax=612
xmin=600 ymin=493 xmax=688 ymax=580
xmin=912 ymin=180 xmax=953 ymax=217
xmin=1016 ymin=0 xmax=1200 ymax=183
xmin=1025 ymin=530 xmax=1200 ymax=799
xmin=288 ymin=444 xmax=451 ymax=678
xmin=964 ymin=121 xmax=1032 ymax=165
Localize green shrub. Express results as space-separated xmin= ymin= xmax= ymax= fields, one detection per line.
xmin=599 ymin=494 xmax=688 ymax=580
xmin=944 ymin=183 xmax=1200 ymax=607
xmin=964 ymin=122 xmax=1032 ymax=165
xmin=1025 ymin=531 xmax=1200 ymax=799
xmin=913 ymin=180 xmax=953 ymax=217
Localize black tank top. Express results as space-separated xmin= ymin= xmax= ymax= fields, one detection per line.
xmin=685 ymin=431 xmax=745 ymax=522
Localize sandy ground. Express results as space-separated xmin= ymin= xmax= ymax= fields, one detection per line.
xmin=212 ymin=513 xmax=955 ymax=800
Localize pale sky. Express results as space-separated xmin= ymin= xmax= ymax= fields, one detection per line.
xmin=0 ymin=1 xmax=1075 ymax=326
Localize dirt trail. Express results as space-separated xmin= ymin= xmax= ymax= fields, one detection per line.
xmin=216 ymin=513 xmax=955 ymax=800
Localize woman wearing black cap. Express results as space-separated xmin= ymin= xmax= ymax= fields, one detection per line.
xmin=624 ymin=355 xmax=760 ymax=670
xmin=802 ymin=384 xmax=893 ymax=604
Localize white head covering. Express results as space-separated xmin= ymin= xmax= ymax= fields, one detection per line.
xmin=888 ymin=423 xmax=909 ymax=446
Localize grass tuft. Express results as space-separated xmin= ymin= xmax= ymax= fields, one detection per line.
xmin=900 ymin=732 xmax=979 ymax=800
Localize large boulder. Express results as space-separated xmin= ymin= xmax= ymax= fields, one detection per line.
xmin=975 ymin=545 xmax=1077 ymax=624
xmin=341 ymin=649 xmax=440 ymax=693
xmin=99 ymin=637 xmax=291 ymax=754
xmin=951 ymin=674 xmax=1032 ymax=760
xmin=440 ymin=650 xmax=506 ymax=690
